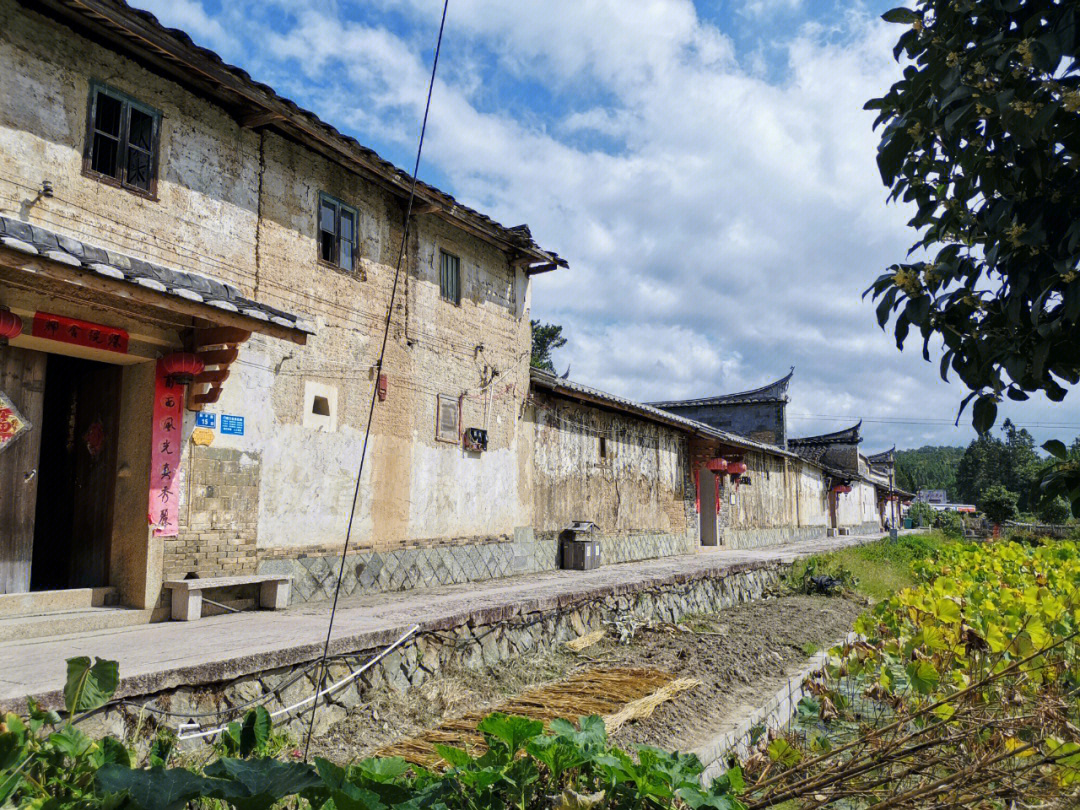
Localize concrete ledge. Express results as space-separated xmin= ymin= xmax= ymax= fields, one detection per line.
xmin=720 ymin=526 xmax=827 ymax=550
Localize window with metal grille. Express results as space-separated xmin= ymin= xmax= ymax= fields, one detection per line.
xmin=439 ymin=250 xmax=461 ymax=304
xmin=436 ymin=395 xmax=459 ymax=443
xmin=84 ymin=83 xmax=160 ymax=195
xmin=318 ymin=193 xmax=358 ymax=271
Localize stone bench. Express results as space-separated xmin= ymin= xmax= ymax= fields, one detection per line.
xmin=163 ymin=575 xmax=291 ymax=621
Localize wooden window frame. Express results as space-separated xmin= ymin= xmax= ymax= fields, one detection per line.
xmin=317 ymin=192 xmax=359 ymax=272
xmin=439 ymin=249 xmax=461 ymax=305
xmin=82 ymin=81 xmax=162 ymax=200
xmin=436 ymin=394 xmax=460 ymax=443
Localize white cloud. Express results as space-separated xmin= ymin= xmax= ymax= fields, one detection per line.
xmin=130 ymin=0 xmax=1080 ymax=450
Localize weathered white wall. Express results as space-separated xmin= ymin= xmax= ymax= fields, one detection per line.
xmin=836 ymin=480 xmax=880 ymax=528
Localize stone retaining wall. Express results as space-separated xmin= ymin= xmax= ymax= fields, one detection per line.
xmin=720 ymin=526 xmax=826 ymax=550
xmin=79 ymin=562 xmax=788 ymax=745
xmin=257 ymin=527 xmax=696 ymax=604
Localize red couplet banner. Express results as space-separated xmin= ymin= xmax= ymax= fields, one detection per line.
xmin=149 ymin=360 xmax=183 ymax=536
xmin=32 ymin=311 xmax=129 ymax=353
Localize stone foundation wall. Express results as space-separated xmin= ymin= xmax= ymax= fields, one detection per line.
xmin=256 ymin=528 xmax=696 ymax=604
xmin=720 ymin=525 xmax=826 ymax=550
xmin=76 ymin=563 xmax=788 ymax=744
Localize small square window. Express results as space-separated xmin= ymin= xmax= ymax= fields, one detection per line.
xmin=436 ymin=394 xmax=459 ymax=443
xmin=84 ymin=83 xmax=161 ymax=196
xmin=317 ymin=193 xmax=359 ymax=271
xmin=439 ymin=250 xmax=461 ymax=304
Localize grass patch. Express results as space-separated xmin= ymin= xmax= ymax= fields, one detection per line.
xmin=788 ymin=531 xmax=950 ymax=602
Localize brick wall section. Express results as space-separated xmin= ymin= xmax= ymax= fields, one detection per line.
xmin=164 ymin=446 xmax=260 ymax=580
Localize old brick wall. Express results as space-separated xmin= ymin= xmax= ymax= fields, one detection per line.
xmin=0 ymin=0 xmax=540 ymax=606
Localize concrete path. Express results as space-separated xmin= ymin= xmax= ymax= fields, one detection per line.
xmin=0 ymin=531 xmax=894 ymax=711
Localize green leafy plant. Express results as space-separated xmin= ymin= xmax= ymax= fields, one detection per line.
xmin=978 ymin=483 xmax=1019 ymax=527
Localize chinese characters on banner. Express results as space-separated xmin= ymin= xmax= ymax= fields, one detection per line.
xmin=32 ymin=312 xmax=129 ymax=354
xmin=149 ymin=360 xmax=182 ymax=536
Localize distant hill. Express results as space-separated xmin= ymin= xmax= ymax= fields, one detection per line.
xmin=894 ymin=446 xmax=965 ymax=501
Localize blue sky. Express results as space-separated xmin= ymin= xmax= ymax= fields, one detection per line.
xmin=135 ymin=0 xmax=1080 ymax=452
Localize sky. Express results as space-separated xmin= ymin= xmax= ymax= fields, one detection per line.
xmin=132 ymin=0 xmax=1080 ymax=452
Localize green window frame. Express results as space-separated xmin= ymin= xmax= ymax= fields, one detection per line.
xmin=439 ymin=250 xmax=461 ymax=304
xmin=318 ymin=193 xmax=358 ymax=271
xmin=83 ymin=82 xmax=161 ymax=197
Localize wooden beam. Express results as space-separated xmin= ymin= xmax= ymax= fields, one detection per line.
xmin=196 ymin=347 xmax=239 ymax=366
xmin=194 ymin=368 xmax=230 ymax=384
xmin=0 ymin=246 xmax=307 ymax=346
xmin=524 ymin=262 xmax=559 ymax=276
xmin=240 ymin=110 xmax=285 ymax=129
xmin=195 ymin=326 xmax=251 ymax=346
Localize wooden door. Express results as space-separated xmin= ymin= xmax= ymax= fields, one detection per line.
xmin=0 ymin=346 xmax=46 ymax=594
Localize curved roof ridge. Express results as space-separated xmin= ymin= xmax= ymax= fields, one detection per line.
xmin=867 ymin=446 xmax=896 ymax=463
xmin=790 ymin=420 xmax=863 ymax=445
xmin=648 ymin=367 xmax=794 ymax=408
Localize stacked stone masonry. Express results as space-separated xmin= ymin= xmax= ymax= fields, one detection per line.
xmin=75 ymin=563 xmax=787 ymax=745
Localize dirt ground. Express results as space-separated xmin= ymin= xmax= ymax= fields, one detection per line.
xmin=309 ymin=593 xmax=865 ymax=762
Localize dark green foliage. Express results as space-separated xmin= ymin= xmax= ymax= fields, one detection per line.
xmin=1037 ymin=495 xmax=1072 ymax=525
xmin=956 ymin=420 xmax=1045 ymax=510
xmin=977 ymin=483 xmax=1019 ymax=526
xmin=1 ymin=658 xmax=749 ymax=810
xmin=530 ymin=320 xmax=566 ymax=372
xmin=933 ymin=509 xmax=965 ymax=539
xmin=895 ymin=446 xmax=964 ymax=500
xmin=906 ymin=501 xmax=937 ymax=528
xmin=865 ymin=1 xmax=1080 ymax=431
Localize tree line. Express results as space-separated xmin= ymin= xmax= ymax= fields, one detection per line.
xmin=897 ymin=420 xmax=1078 ymax=524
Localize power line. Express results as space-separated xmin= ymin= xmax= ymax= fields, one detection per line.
xmin=788 ymin=413 xmax=1080 ymax=430
xmin=302 ymin=0 xmax=450 ymax=760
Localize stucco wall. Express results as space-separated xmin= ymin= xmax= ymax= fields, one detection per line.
xmin=836 ymin=480 xmax=880 ymax=530
xmin=527 ymin=391 xmax=695 ymax=556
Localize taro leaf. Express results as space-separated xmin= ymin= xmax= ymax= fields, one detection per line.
xmin=328 ymin=786 xmax=387 ymax=810
xmin=240 ymin=706 xmax=271 ymax=757
xmin=64 ymin=657 xmax=120 ymax=716
xmin=26 ymin=698 xmax=62 ymax=729
xmin=433 ymin=744 xmax=472 ymax=769
xmin=766 ymin=739 xmax=801 ymax=767
xmin=476 ymin=713 xmax=544 ymax=755
xmin=906 ymin=660 xmax=940 ymax=695
xmin=676 ymin=787 xmax=742 ymax=810
xmin=96 ymin=765 xmax=222 ymax=810
xmin=147 ymin=734 xmax=174 ymax=768
xmin=204 ymin=758 xmax=323 ymax=810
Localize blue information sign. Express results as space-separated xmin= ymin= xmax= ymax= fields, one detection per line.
xmin=195 ymin=412 xmax=217 ymax=429
xmin=220 ymin=414 xmax=245 ymax=436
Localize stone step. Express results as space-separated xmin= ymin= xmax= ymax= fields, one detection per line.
xmin=0 ymin=587 xmax=120 ymax=618
xmin=0 ymin=606 xmax=150 ymax=643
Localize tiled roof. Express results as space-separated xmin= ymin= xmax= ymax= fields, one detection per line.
xmin=33 ymin=0 xmax=565 ymax=271
xmin=648 ymin=368 xmax=794 ymax=408
xmin=530 ymin=369 xmax=803 ymax=460
xmin=0 ymin=216 xmax=313 ymax=334
xmin=789 ymin=421 xmax=863 ymax=447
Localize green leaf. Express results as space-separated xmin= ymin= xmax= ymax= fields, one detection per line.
xmin=476 ymin=712 xmax=544 ymax=755
xmin=906 ymin=660 xmax=940 ymax=695
xmin=47 ymin=725 xmax=94 ymax=759
xmin=97 ymin=765 xmax=221 ymax=810
xmin=433 ymin=744 xmax=473 ymax=769
xmin=240 ymin=706 xmax=271 ymax=757
xmin=1045 ymin=440 xmax=1068 ymax=460
xmin=204 ymin=757 xmax=323 ymax=810
xmin=766 ymin=738 xmax=801 ymax=767
xmin=881 ymin=7 xmax=920 ymax=24
xmin=64 ymin=657 xmax=119 ymax=716
xmin=972 ymin=396 xmax=998 ymax=435
xmin=354 ymin=756 xmax=411 ymax=783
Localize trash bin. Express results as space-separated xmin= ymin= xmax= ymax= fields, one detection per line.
xmin=904 ymin=517 xmax=913 ymax=530
xmin=560 ymin=521 xmax=600 ymax=570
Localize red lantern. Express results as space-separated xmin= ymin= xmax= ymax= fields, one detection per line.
xmin=705 ymin=458 xmax=728 ymax=473
xmin=726 ymin=461 xmax=748 ymax=476
xmin=0 ymin=308 xmax=22 ymax=345
xmin=160 ymin=352 xmax=205 ymax=385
